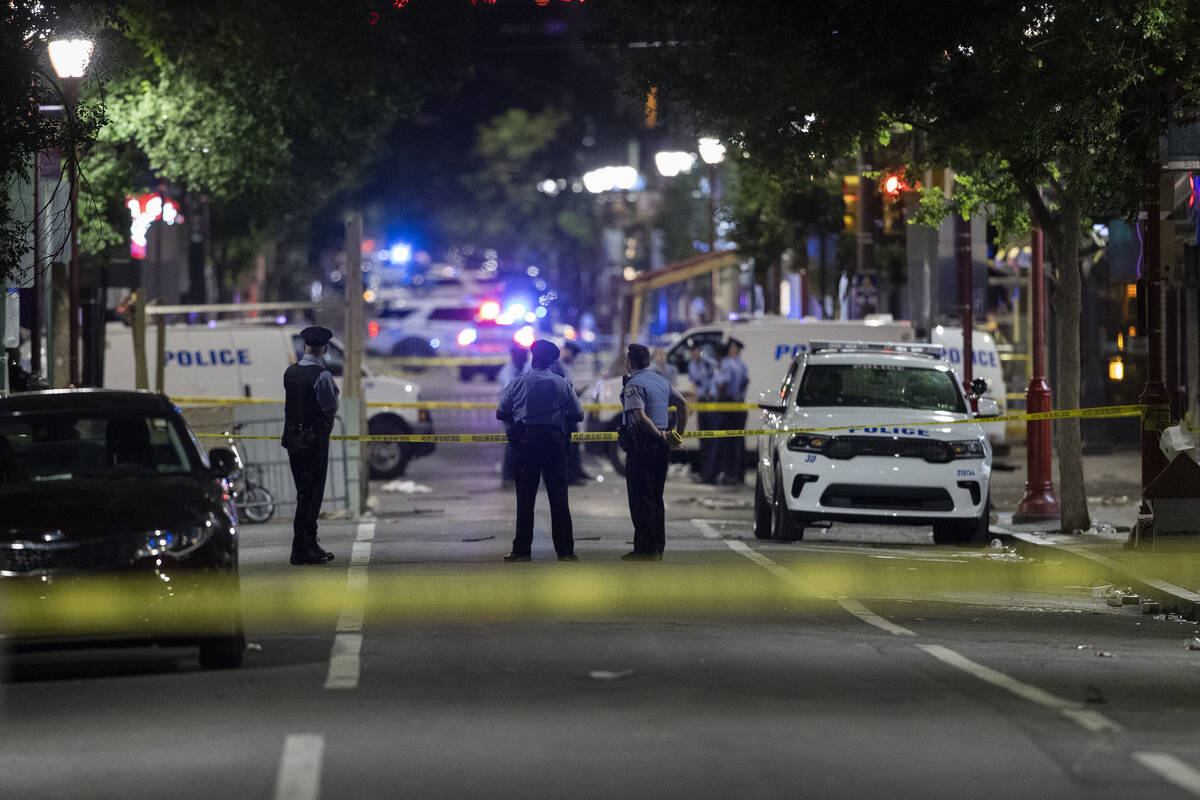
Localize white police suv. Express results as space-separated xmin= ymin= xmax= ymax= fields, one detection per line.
xmin=753 ymin=341 xmax=1000 ymax=545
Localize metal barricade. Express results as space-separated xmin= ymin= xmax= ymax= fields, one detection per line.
xmin=232 ymin=403 xmax=349 ymax=515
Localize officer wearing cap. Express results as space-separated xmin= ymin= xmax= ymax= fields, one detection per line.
xmin=620 ymin=343 xmax=689 ymax=560
xmin=713 ymin=336 xmax=750 ymax=485
xmin=496 ymin=339 xmax=583 ymax=562
xmin=687 ymin=341 xmax=720 ymax=484
xmin=282 ymin=326 xmax=339 ymax=566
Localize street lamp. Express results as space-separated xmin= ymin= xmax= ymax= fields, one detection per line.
xmin=698 ymin=137 xmax=726 ymax=251
xmin=48 ymin=37 xmax=93 ymax=387
xmin=654 ymin=151 xmax=696 ymax=178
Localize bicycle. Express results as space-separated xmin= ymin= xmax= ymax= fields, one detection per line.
xmin=224 ymin=427 xmax=276 ymax=524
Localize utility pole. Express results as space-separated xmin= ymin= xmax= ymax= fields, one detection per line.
xmin=956 ymin=214 xmax=975 ymax=407
xmin=344 ymin=213 xmax=367 ymax=517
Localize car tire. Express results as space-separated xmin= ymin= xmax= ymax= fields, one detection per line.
xmin=240 ymin=485 xmax=275 ymax=524
xmin=199 ymin=631 xmax=246 ymax=670
xmin=772 ymin=469 xmax=803 ymax=542
xmin=932 ymin=493 xmax=990 ymax=546
xmin=753 ymin=471 xmax=772 ymax=540
xmin=368 ymin=415 xmax=412 ymax=480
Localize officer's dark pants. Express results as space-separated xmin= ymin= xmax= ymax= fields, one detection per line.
xmin=718 ymin=410 xmax=748 ymax=483
xmin=697 ymin=409 xmax=720 ymax=481
xmin=287 ymin=438 xmax=329 ymax=556
xmin=511 ymin=427 xmax=575 ymax=556
xmin=626 ymin=438 xmax=669 ymax=554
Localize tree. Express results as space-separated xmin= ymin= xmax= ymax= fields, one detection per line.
xmin=596 ymin=0 xmax=1200 ymax=533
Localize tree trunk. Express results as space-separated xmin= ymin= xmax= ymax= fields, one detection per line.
xmin=1047 ymin=191 xmax=1090 ymax=533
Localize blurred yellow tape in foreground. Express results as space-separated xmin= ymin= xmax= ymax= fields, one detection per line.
xmin=0 ymin=559 xmax=1114 ymax=635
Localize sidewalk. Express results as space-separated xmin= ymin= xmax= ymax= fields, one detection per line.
xmin=990 ymin=443 xmax=1200 ymax=619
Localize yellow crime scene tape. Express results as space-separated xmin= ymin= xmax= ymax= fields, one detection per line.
xmin=1 ymin=559 xmax=1110 ymax=635
xmin=191 ymin=403 xmax=1163 ymax=444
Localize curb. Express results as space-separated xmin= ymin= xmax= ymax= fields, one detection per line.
xmin=994 ymin=529 xmax=1200 ymax=621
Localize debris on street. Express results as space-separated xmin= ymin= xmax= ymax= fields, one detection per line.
xmin=461 ymin=535 xmax=495 ymax=542
xmin=1188 ymin=638 xmax=1200 ymax=651
xmin=381 ymin=480 xmax=433 ymax=494
xmin=588 ymin=668 xmax=635 ymax=680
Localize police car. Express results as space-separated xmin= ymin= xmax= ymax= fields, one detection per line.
xmin=753 ymin=341 xmax=1000 ymax=545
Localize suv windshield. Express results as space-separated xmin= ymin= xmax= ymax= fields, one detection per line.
xmin=795 ymin=364 xmax=966 ymax=413
xmin=0 ymin=413 xmax=195 ymax=485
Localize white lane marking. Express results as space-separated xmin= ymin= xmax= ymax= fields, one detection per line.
xmin=918 ymin=644 xmax=1120 ymax=733
xmin=837 ymin=598 xmax=916 ymax=637
xmin=1133 ymin=752 xmax=1200 ymax=797
xmin=324 ymin=633 xmax=363 ymax=690
xmin=325 ymin=522 xmax=376 ymax=687
xmin=726 ymin=541 xmax=917 ymax=635
xmin=691 ymin=519 xmax=722 ymax=539
xmin=273 ymin=734 xmax=324 ymax=800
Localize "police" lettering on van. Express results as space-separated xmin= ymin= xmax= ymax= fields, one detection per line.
xmin=939 ymin=347 xmax=998 ymax=369
xmin=773 ymin=343 xmax=811 ymax=360
xmin=165 ymin=349 xmax=250 ymax=367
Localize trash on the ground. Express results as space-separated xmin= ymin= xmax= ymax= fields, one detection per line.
xmin=1095 ymin=651 xmax=1115 ymax=658
xmin=1084 ymin=686 xmax=1105 ymax=704
xmin=699 ymin=497 xmax=752 ymax=510
xmin=1091 ymin=584 xmax=1114 ymax=598
xmin=1140 ymin=600 xmax=1161 ymax=614
xmin=1105 ymin=588 xmax=1139 ymax=606
xmin=382 ymin=507 xmax=444 ymax=516
xmin=588 ymin=668 xmax=635 ymax=680
xmin=989 ymin=538 xmax=1004 ymax=549
xmin=1103 ymin=495 xmax=1130 ymax=506
xmin=1089 ymin=523 xmax=1117 ymax=537
xmin=461 ymin=535 xmax=495 ymax=542
xmin=1075 ymin=644 xmax=1092 ymax=650
xmin=381 ymin=479 xmax=433 ymax=494
xmin=246 ymin=642 xmax=262 ymax=651
xmin=1187 ymin=638 xmax=1200 ymax=651
xmin=596 ymin=474 xmax=604 ymax=483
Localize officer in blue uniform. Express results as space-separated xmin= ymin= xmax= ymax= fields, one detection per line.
xmin=620 ymin=343 xmax=689 ymax=560
xmin=282 ymin=326 xmax=339 ymax=566
xmin=497 ymin=339 xmax=583 ymax=562
xmin=688 ymin=342 xmax=720 ymax=483
xmin=713 ymin=336 xmax=750 ymax=485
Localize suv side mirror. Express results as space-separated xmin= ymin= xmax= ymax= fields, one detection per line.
xmin=208 ymin=447 xmax=239 ymax=478
xmin=757 ymin=389 xmax=785 ymax=413
xmin=975 ymin=397 xmax=1001 ymax=418
xmin=969 ymin=377 xmax=989 ymax=398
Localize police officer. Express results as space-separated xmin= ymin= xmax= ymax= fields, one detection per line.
xmin=688 ymin=342 xmax=720 ymax=484
xmin=620 ymin=343 xmax=689 ymax=561
xmin=282 ymin=326 xmax=339 ymax=566
xmin=497 ymin=344 xmax=531 ymax=488
xmin=713 ymin=336 xmax=750 ymax=485
xmin=496 ymin=339 xmax=583 ymax=562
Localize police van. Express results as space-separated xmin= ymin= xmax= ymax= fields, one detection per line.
xmin=103 ymin=321 xmax=434 ymax=479
xmin=586 ymin=316 xmax=916 ymax=473
xmin=929 ymin=325 xmax=1006 ymax=446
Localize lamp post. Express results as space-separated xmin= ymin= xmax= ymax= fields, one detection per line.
xmin=48 ymin=37 xmax=93 ymax=387
xmin=698 ymin=137 xmax=726 ymax=321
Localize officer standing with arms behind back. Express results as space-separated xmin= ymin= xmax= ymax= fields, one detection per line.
xmin=282 ymin=326 xmax=339 ymax=566
xmin=620 ymin=343 xmax=689 ymax=560
xmin=496 ymin=339 xmax=583 ymax=562
xmin=713 ymin=336 xmax=750 ymax=485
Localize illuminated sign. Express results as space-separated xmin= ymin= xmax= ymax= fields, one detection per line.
xmin=126 ymin=193 xmax=184 ymax=260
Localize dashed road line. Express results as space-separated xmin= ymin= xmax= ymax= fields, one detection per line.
xmin=918 ymin=644 xmax=1120 ymax=733
xmin=324 ymin=522 xmax=375 ymax=690
xmin=691 ymin=519 xmax=722 ymax=539
xmin=273 ymin=733 xmax=324 ymax=800
xmin=1133 ymin=752 xmax=1200 ymax=797
xmin=837 ymin=598 xmax=916 ymax=637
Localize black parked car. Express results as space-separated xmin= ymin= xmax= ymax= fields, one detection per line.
xmin=0 ymin=389 xmax=245 ymax=669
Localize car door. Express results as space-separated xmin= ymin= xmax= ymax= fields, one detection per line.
xmin=759 ymin=357 xmax=801 ymax=500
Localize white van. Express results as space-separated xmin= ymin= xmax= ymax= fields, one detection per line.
xmin=585 ymin=316 xmax=915 ymax=472
xmin=929 ymin=325 xmax=1006 ymax=446
xmin=103 ymin=321 xmax=435 ymax=478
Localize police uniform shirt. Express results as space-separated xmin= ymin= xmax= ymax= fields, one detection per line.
xmin=687 ymin=355 xmax=717 ymax=399
xmin=299 ymin=353 xmax=340 ymax=420
xmin=498 ymin=368 xmax=583 ymax=426
xmin=715 ymin=355 xmax=750 ymax=402
xmin=622 ymin=368 xmax=683 ymax=430
xmin=498 ymin=360 xmax=531 ymax=389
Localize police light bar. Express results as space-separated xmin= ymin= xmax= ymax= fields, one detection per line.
xmin=809 ymin=341 xmax=944 ymax=357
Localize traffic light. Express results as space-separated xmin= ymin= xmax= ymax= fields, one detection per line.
xmin=842 ymin=176 xmax=859 ymax=234
xmin=880 ymin=172 xmax=908 ymax=235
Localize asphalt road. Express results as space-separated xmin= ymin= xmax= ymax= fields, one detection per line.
xmin=4 ymin=371 xmax=1199 ymax=799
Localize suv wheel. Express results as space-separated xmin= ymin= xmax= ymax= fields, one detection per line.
xmin=932 ymin=493 xmax=991 ymax=546
xmin=772 ymin=470 xmax=803 ymax=542
xmin=368 ymin=416 xmax=412 ymax=479
xmin=753 ymin=472 xmax=772 ymax=540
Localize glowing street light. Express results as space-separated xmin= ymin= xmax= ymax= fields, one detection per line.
xmin=582 ymin=165 xmax=639 ymax=194
xmin=697 ymin=137 xmax=726 ymax=166
xmin=654 ymin=151 xmax=696 ymax=178
xmin=49 ymin=36 xmax=93 ymax=386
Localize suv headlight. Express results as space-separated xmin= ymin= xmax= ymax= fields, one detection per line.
xmin=136 ymin=513 xmax=217 ymax=559
xmin=786 ymin=434 xmax=830 ymax=453
xmin=948 ymin=439 xmax=986 ymax=459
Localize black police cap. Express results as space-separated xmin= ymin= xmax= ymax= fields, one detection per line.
xmin=727 ymin=337 xmax=745 ymax=349
xmin=300 ymin=326 xmax=333 ymax=347
xmin=530 ymin=339 xmax=560 ymax=362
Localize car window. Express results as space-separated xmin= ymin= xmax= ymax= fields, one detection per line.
xmin=427 ymin=307 xmax=477 ymax=322
xmin=378 ymin=307 xmax=417 ymax=320
xmin=0 ymin=412 xmax=195 ymax=484
xmin=795 ymin=364 xmax=966 ymax=412
xmin=668 ymin=330 xmax=723 ymax=373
